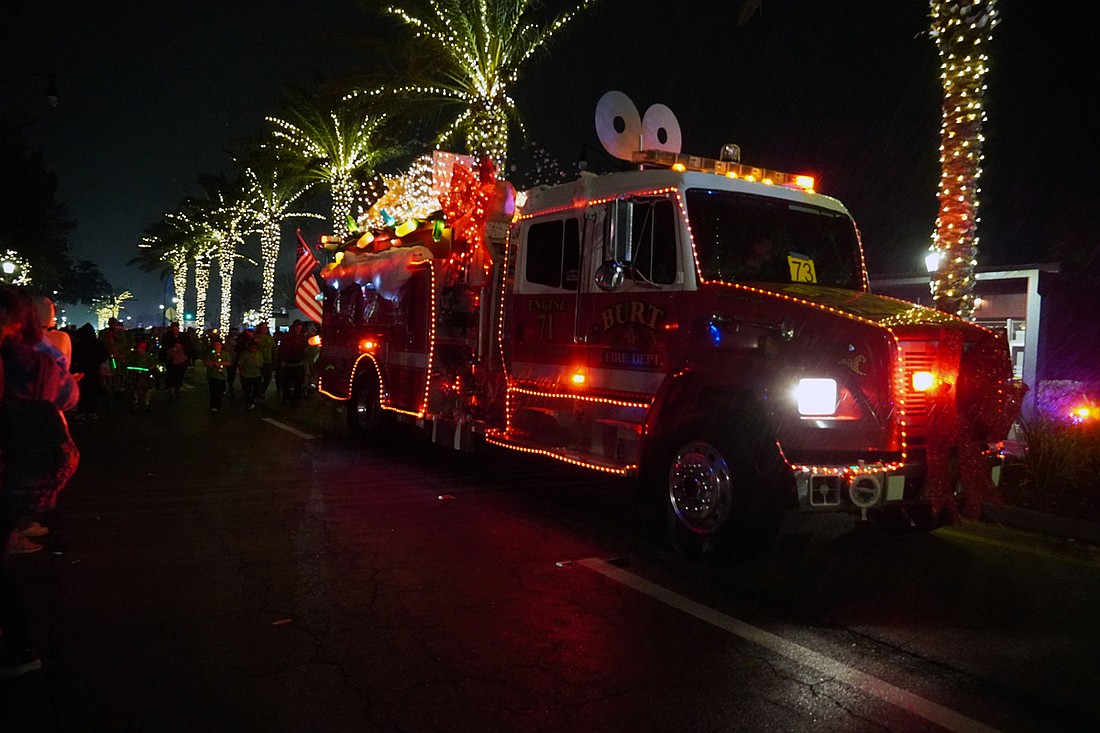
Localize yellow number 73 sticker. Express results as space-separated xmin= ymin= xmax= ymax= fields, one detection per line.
xmin=787 ymin=255 xmax=817 ymax=283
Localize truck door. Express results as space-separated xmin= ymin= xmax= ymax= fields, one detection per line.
xmin=584 ymin=195 xmax=683 ymax=402
xmin=506 ymin=214 xmax=586 ymax=424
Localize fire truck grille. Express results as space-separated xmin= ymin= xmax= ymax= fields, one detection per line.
xmin=899 ymin=345 xmax=935 ymax=418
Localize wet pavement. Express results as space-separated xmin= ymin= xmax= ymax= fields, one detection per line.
xmin=3 ymin=377 xmax=1099 ymax=732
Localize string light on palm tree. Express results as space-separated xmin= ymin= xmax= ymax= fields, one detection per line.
xmin=137 ymin=237 xmax=190 ymax=319
xmin=93 ymin=290 xmax=132 ymax=330
xmin=928 ymin=0 xmax=998 ymax=320
xmin=134 ymin=210 xmax=206 ymax=322
xmin=241 ymin=161 xmax=322 ymax=323
xmin=266 ymin=98 xmax=400 ymax=235
xmin=165 ymin=248 xmax=189 ymax=319
xmin=348 ymin=0 xmax=596 ymax=171
xmin=179 ymin=177 xmax=259 ymax=332
xmin=190 ymin=248 xmax=215 ymax=329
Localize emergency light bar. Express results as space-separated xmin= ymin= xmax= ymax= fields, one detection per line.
xmin=631 ymin=150 xmax=816 ymax=191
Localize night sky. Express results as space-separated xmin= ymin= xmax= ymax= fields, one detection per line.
xmin=3 ymin=1 xmax=1096 ymax=323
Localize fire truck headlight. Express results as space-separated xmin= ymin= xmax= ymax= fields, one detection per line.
xmin=794 ymin=378 xmax=838 ymax=416
xmin=911 ymin=370 xmax=936 ymax=392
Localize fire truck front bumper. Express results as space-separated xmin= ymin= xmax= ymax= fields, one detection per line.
xmin=795 ymin=467 xmax=909 ymax=513
xmin=792 ymin=452 xmax=1006 ymax=515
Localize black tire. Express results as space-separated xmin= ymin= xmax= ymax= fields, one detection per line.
xmin=654 ymin=411 xmax=790 ymax=562
xmin=347 ymin=369 xmax=390 ymax=443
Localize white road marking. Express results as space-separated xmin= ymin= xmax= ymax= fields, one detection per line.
xmin=578 ymin=557 xmax=1000 ymax=733
xmin=261 ymin=418 xmax=316 ymax=440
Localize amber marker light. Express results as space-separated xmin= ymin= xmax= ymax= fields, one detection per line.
xmin=359 ymin=339 xmax=378 ymax=352
xmin=571 ymin=370 xmax=587 ymax=386
xmin=794 ymin=175 xmax=816 ymax=190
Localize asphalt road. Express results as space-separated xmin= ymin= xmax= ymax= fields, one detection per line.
xmin=3 ymin=376 xmax=1099 ymax=732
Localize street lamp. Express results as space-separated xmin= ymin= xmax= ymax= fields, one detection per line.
xmin=925 ymin=250 xmax=942 ymax=273
xmin=1 ymin=249 xmax=31 ymax=285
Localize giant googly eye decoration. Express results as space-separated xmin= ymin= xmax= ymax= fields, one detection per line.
xmin=642 ymin=103 xmax=682 ymax=155
xmin=596 ymin=91 xmax=682 ymax=161
xmin=595 ymin=90 xmax=642 ymax=162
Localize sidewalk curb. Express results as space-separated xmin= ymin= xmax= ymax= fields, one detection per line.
xmin=981 ymin=502 xmax=1100 ymax=547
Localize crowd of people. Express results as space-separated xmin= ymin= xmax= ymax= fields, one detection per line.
xmin=0 ymin=281 xmax=320 ymax=676
xmin=60 ymin=316 xmax=321 ymax=416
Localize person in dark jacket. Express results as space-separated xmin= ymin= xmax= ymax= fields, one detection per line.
xmin=276 ymin=320 xmax=309 ymax=407
xmin=159 ymin=322 xmax=193 ymax=400
xmin=71 ymin=323 xmax=108 ymax=414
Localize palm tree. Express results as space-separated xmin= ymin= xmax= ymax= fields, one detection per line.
xmin=92 ymin=291 xmax=132 ymax=330
xmin=347 ymin=0 xmax=596 ymax=171
xmin=266 ymin=95 xmax=400 ymax=234
xmin=240 ymin=152 xmax=323 ymax=323
xmin=928 ymin=0 xmax=999 ymax=319
xmin=133 ymin=213 xmax=205 ymax=323
xmin=190 ymin=175 xmax=258 ymax=332
xmin=159 ymin=206 xmax=219 ymax=331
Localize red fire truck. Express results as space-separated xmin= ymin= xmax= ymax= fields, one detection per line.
xmin=316 ymin=149 xmax=1018 ymax=559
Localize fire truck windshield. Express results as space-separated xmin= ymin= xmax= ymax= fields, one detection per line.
xmin=685 ymin=188 xmax=863 ymax=289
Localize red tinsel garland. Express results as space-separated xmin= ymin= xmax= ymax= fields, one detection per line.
xmin=926 ymin=329 xmax=1024 ymax=519
xmin=440 ymin=157 xmax=497 ymax=265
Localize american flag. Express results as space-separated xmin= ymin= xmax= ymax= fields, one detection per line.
xmin=295 ymin=230 xmax=323 ymax=324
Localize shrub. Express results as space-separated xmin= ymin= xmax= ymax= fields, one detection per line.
xmin=1015 ymin=416 xmax=1100 ymax=514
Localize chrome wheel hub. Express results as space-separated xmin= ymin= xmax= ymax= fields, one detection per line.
xmin=669 ymin=441 xmax=734 ymax=534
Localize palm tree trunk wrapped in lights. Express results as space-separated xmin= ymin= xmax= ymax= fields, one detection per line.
xmin=168 ymin=251 xmax=188 ymax=322
xmin=216 ymin=241 xmax=235 ymax=333
xmin=258 ymin=220 xmax=280 ymax=322
xmin=194 ymin=252 xmax=212 ymax=330
xmin=928 ymin=0 xmax=998 ymax=320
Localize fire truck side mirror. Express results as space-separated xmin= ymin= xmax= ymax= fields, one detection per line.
xmin=595 ymin=260 xmax=626 ymax=292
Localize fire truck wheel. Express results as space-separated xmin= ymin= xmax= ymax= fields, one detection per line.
xmin=659 ymin=421 xmax=786 ymax=561
xmin=348 ymin=371 xmax=389 ymax=440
